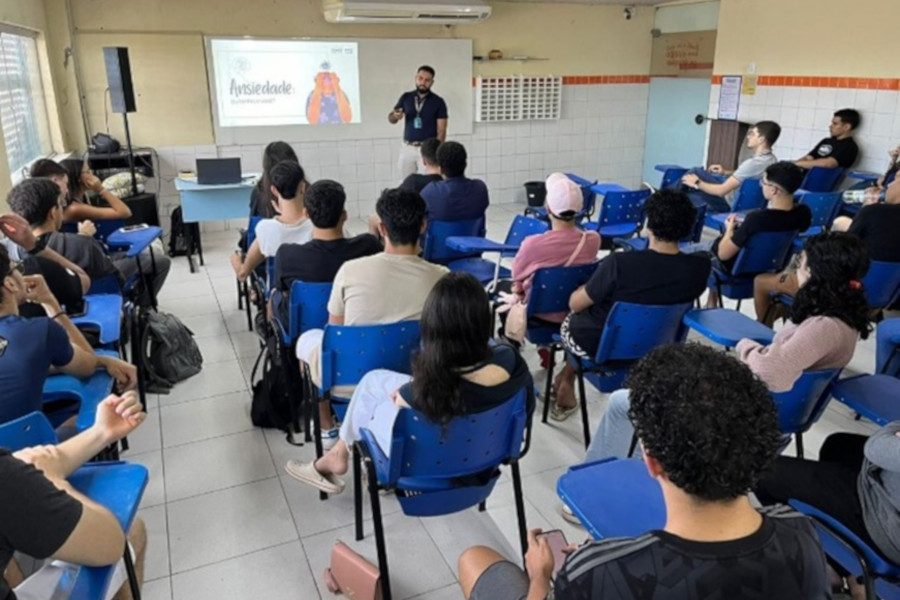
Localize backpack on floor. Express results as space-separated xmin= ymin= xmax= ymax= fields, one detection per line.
xmin=168 ymin=206 xmax=191 ymax=257
xmin=250 ymin=313 xmax=303 ymax=445
xmin=139 ymin=309 xmax=203 ymax=392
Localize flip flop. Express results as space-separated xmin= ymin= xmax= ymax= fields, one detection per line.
xmin=285 ymin=459 xmax=345 ymax=494
xmin=550 ymin=403 xmax=578 ymax=422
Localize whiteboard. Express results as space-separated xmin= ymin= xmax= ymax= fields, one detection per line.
xmin=205 ymin=37 xmax=473 ymax=145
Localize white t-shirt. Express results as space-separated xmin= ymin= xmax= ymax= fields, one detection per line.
xmin=255 ymin=218 xmax=313 ymax=257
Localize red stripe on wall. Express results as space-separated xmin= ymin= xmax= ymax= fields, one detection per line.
xmin=711 ymin=75 xmax=899 ymax=90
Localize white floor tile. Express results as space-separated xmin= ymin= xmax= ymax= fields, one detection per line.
xmin=160 ymin=360 xmax=248 ymax=406
xmin=179 ymin=313 xmax=230 ymax=338
xmin=142 ymin=577 xmax=173 ymax=600
xmin=140 ymin=504 xmax=170 ymax=581
xmin=194 ymin=334 xmax=239 ymax=364
xmin=158 ymin=294 xmax=223 ymax=318
xmin=130 ymin=450 xmax=166 ymax=508
xmin=160 ymin=391 xmax=254 ymax=447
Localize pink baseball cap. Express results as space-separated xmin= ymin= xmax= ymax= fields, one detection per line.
xmin=545 ymin=172 xmax=583 ymax=217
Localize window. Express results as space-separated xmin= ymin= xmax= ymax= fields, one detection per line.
xmin=0 ymin=26 xmax=52 ymax=180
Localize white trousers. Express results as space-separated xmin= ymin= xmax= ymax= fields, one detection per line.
xmin=340 ymin=369 xmax=412 ymax=457
xmin=397 ymin=143 xmax=421 ymax=182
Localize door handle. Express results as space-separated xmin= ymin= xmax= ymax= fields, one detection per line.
xmin=694 ymin=114 xmax=706 ymax=125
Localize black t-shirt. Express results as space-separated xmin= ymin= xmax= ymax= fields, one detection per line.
xmin=273 ymin=234 xmax=382 ymax=292
xmin=400 ymin=173 xmax=443 ymax=194
xmin=714 ymin=205 xmax=812 ymax=272
xmin=0 ymin=449 xmax=83 ymax=600
xmin=848 ymin=203 xmax=900 ymax=262
xmin=18 ymin=256 xmax=84 ymax=318
xmin=808 ymin=136 xmax=859 ymax=169
xmin=567 ymin=251 xmax=711 ymax=356
xmin=44 ymin=232 xmax=122 ymax=286
xmin=394 ymin=91 xmax=448 ymax=143
xmin=554 ymin=509 xmax=831 ymax=600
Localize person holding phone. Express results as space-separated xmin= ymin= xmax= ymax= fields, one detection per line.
xmin=306 ymin=62 xmax=352 ymax=125
xmin=389 ymin=66 xmax=448 ymax=181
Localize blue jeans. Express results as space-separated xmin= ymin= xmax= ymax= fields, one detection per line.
xmin=682 ymin=168 xmax=732 ymax=214
xmin=583 ymin=389 xmax=639 ymax=462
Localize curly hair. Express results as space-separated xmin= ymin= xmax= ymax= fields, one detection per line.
xmin=626 ymin=343 xmax=782 ymax=502
xmin=644 ymin=189 xmax=696 ymax=242
xmin=791 ymin=232 xmax=872 ymax=339
xmin=304 ymin=179 xmax=346 ymax=229
xmin=7 ymin=178 xmax=62 ymax=226
xmin=375 ymin=187 xmax=426 ymax=246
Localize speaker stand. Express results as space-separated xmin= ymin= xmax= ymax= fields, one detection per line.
xmin=121 ymin=111 xmax=139 ymax=197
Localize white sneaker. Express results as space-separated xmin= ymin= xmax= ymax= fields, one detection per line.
xmin=561 ymin=504 xmax=583 ymax=527
xmin=321 ymin=428 xmax=339 ymax=451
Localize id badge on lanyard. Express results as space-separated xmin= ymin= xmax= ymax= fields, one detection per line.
xmin=414 ymin=95 xmax=426 ymax=130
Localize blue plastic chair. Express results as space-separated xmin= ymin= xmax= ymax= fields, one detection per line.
xmin=876 ymin=319 xmax=900 ymax=376
xmin=654 ymin=164 xmax=689 ymax=190
xmin=790 ymin=500 xmax=900 ymax=600
xmin=272 ymin=281 xmax=332 ymax=346
xmin=43 ymin=367 xmax=116 ymax=431
xmin=524 ymin=173 xmax=598 ymax=223
xmin=830 ymin=374 xmax=900 ymax=426
xmin=557 ymin=458 xmax=664 ymax=540
xmin=559 ymin=302 xmax=692 ymax=447
xmin=703 ymin=178 xmax=766 ymax=230
xmin=60 ymin=219 xmax=126 ymax=248
xmin=421 ymin=217 xmax=486 ymax=265
xmin=773 ymin=368 xmax=842 ymax=458
xmin=708 ymin=230 xmax=798 ymax=310
xmin=354 ymin=388 xmax=530 ymax=600
xmin=683 ymin=308 xmax=776 ymax=348
xmin=0 ymin=411 xmax=57 ymax=448
xmin=616 ymin=198 xmax=707 ymax=252
xmin=801 ymin=166 xmax=846 ymax=193
xmin=237 ymin=216 xmax=265 ymax=331
xmin=71 ymin=294 xmax=123 ymax=347
xmin=863 ymin=261 xmax=900 ymax=311
xmin=791 ymin=191 xmax=843 ymax=252
xmin=446 ymin=215 xmax=549 ymax=287
xmin=585 ymin=188 xmax=650 ymax=240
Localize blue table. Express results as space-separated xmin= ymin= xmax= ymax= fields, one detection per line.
xmin=589 ymin=182 xmax=630 ymax=196
xmin=654 ymin=164 xmax=685 ymax=173
xmin=42 ymin=369 xmax=116 ymax=432
xmin=174 ymin=174 xmax=260 ymax=272
xmin=107 ymin=225 xmax=164 ymax=307
xmin=848 ymin=170 xmax=880 ymax=184
xmin=70 ymin=294 xmax=123 ymax=346
xmin=684 ymin=308 xmax=775 ymax=348
xmin=557 ymin=458 xmax=664 ymax=540
xmin=445 ymin=237 xmax=520 ymax=255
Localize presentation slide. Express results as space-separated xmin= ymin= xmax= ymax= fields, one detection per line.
xmin=209 ymin=39 xmax=361 ymax=127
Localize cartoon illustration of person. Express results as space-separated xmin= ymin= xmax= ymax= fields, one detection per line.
xmin=306 ymin=61 xmax=352 ymax=125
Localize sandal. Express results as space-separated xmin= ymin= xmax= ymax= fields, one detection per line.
xmin=550 ymin=403 xmax=578 ymax=422
xmin=285 ymin=459 xmax=345 ymax=494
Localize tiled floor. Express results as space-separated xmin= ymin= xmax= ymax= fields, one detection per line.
xmin=134 ymin=203 xmax=881 ymax=600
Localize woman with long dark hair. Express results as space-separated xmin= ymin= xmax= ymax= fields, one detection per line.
xmin=285 ymin=272 xmax=533 ymax=495
xmin=250 ymin=141 xmax=299 ymax=218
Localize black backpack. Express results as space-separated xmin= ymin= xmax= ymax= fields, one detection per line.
xmin=250 ymin=313 xmax=303 ymax=445
xmin=139 ymin=309 xmax=203 ymax=392
xmin=168 ymin=206 xmax=193 ymax=257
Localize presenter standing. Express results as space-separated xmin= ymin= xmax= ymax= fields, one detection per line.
xmin=389 ymin=65 xmax=448 ymax=181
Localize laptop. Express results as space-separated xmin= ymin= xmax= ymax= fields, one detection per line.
xmin=196 ymin=158 xmax=242 ymax=185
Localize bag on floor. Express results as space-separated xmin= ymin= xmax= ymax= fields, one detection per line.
xmin=323 ymin=541 xmax=383 ymax=600
xmin=140 ymin=310 xmax=203 ymax=392
xmin=249 ymin=316 xmax=300 ymax=438
xmin=168 ymin=206 xmax=190 ymax=257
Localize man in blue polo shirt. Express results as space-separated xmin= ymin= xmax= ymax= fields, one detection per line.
xmin=420 ymin=141 xmax=489 ymax=222
xmin=388 ymin=65 xmax=448 ymax=180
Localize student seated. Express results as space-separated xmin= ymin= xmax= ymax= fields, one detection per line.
xmin=0 ymin=245 xmax=137 ymax=428
xmin=285 ymin=272 xmax=534 ymax=494
xmin=548 ymin=190 xmax=710 ymax=419
xmin=458 ymin=343 xmax=831 ymax=600
xmin=250 ymin=141 xmax=299 ymax=219
xmin=584 ymin=232 xmax=871 ymax=464
xmin=231 ymin=160 xmax=311 ymax=283
xmin=272 ymin=179 xmax=381 ymax=321
xmin=1 ymin=391 xmax=147 ymax=600
xmin=681 ymin=120 xmax=780 ymax=213
xmin=54 ymin=158 xmax=134 ymax=223
xmin=707 ymin=161 xmax=811 ymax=309
xmin=8 ymin=179 xmax=169 ymax=306
xmin=755 ymin=422 xmax=900 ymax=600
xmin=294 ymin=188 xmax=447 ymax=448
xmin=495 ymin=172 xmax=600 ymax=344
xmin=399 ymin=137 xmax=443 ymax=193
xmin=420 ymin=140 xmax=489 ymax=221
xmin=794 ymin=108 xmax=860 ymax=171
xmin=831 ymin=178 xmax=900 ymax=256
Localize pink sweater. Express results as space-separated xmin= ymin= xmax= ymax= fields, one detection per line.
xmin=511 ymin=228 xmax=601 ymax=322
xmin=736 ymin=316 xmax=859 ymax=393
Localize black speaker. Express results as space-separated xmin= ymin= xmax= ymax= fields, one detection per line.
xmin=103 ymin=47 xmax=137 ymax=113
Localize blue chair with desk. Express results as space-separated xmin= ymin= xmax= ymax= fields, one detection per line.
xmin=615 ymin=199 xmax=707 ymax=252
xmin=236 ymin=216 xmax=265 ymax=331
xmin=421 ymin=217 xmax=486 ymax=265
xmin=106 ymin=225 xmax=164 ymax=310
xmin=654 ymin=164 xmax=689 ymax=190
xmin=703 ymin=178 xmax=767 ymax=231
xmin=801 ymin=166 xmax=846 ymax=193
xmin=557 ymin=301 xmax=692 ymax=447
xmin=524 ymin=173 xmax=598 ymax=224
xmin=0 ymin=411 xmax=147 ymax=600
xmin=708 ymin=230 xmax=798 ymax=310
xmin=583 ymin=186 xmax=649 ymax=242
xmin=788 ymin=191 xmax=844 ymax=252
xmin=353 ymin=386 xmax=531 ymax=600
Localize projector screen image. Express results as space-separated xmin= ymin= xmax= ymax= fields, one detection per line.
xmin=210 ymin=39 xmax=361 ymax=127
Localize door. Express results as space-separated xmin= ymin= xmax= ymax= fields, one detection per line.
xmin=641 ymin=77 xmax=712 ymax=186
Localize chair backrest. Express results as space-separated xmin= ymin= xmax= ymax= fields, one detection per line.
xmin=685 ymin=201 xmax=707 ymax=243
xmin=246 ymin=215 xmax=264 ymax=249
xmin=566 ymin=173 xmax=598 ymax=216
xmin=659 ymin=167 xmax=688 ymax=190
xmin=0 ymin=411 xmax=57 ymax=451
xmin=87 ymin=275 xmax=123 ymax=296
xmin=797 ymin=191 xmax=843 ymax=229
xmin=59 ymin=219 xmax=125 ymax=246
xmin=382 ymin=387 xmax=528 ymax=483
xmin=801 ymin=167 xmax=846 ymax=193
xmin=265 ymin=256 xmax=276 ymax=289
xmin=503 ymin=215 xmax=550 ymax=247
xmin=732 ymin=178 xmax=766 ymax=212
xmin=731 ymin=230 xmax=798 ymax=277
xmin=596 ymin=189 xmax=650 ymax=228
xmin=772 ymin=368 xmax=841 ymax=434
xmin=595 ymin=301 xmax=692 ymax=363
xmin=527 ymin=263 xmax=597 ymax=317
xmin=862 ymin=260 xmax=900 ymax=309
xmin=422 ymin=217 xmax=486 ymax=264
xmin=320 ymin=321 xmax=421 ymax=391
xmin=287 ymin=281 xmax=332 ymax=341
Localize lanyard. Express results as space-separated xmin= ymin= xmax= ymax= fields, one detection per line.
xmin=414 ymin=94 xmax=427 ymax=116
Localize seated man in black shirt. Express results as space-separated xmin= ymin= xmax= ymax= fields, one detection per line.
xmin=549 ymin=190 xmax=711 ymax=418
xmin=458 ymin=344 xmax=831 ymax=600
xmin=833 ymin=178 xmax=900 ymax=261
xmin=795 ymin=108 xmax=860 ymax=171
xmin=273 ymin=179 xmax=381 ymax=321
xmin=710 ymin=161 xmax=811 ymax=310
xmin=1 ymin=391 xmax=147 ymax=600
xmin=399 ymin=138 xmax=443 ymax=194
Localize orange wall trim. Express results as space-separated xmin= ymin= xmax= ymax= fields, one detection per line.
xmin=710 ymin=74 xmax=900 ymax=90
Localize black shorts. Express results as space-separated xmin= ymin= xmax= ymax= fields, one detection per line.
xmin=470 ymin=560 xmax=529 ymax=600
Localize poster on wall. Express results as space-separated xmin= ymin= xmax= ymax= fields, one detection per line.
xmin=718 ymin=76 xmax=742 ymax=120
xmin=650 ymin=30 xmax=717 ymax=78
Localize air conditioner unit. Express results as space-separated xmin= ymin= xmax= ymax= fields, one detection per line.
xmin=323 ymin=0 xmax=491 ymax=24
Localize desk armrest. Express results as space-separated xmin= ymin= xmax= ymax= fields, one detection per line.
xmin=445 ymin=236 xmax=519 ymax=253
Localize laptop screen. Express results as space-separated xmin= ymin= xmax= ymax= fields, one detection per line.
xmin=196 ymin=158 xmax=242 ymax=185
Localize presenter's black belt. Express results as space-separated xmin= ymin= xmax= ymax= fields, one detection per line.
xmin=404 ymin=140 xmax=424 ymax=146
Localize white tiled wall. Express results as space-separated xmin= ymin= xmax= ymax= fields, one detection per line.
xmin=707 ymin=84 xmax=900 ymax=176
xmin=150 ymin=83 xmax=649 ymax=233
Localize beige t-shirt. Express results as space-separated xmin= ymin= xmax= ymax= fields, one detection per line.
xmin=328 ymin=253 xmax=449 ymax=324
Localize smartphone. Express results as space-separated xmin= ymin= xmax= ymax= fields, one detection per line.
xmin=121 ymin=224 xmax=150 ymax=232
xmin=538 ymin=529 xmax=569 ymax=578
